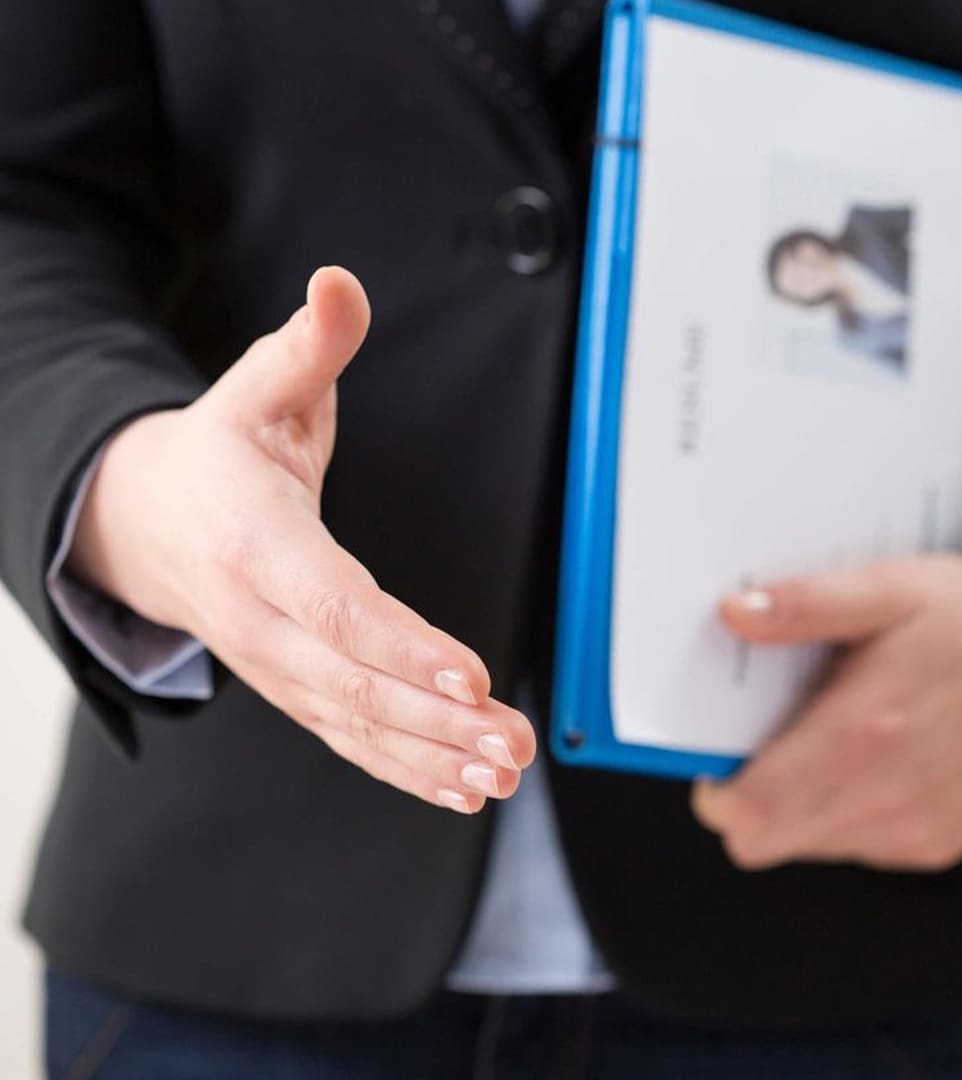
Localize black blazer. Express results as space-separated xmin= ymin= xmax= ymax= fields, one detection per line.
xmin=835 ymin=206 xmax=912 ymax=364
xmin=839 ymin=206 xmax=912 ymax=294
xmin=3 ymin=0 xmax=962 ymax=1030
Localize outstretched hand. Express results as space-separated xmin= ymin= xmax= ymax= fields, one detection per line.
xmin=68 ymin=267 xmax=536 ymax=813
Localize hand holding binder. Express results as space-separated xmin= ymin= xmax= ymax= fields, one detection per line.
xmin=691 ymin=555 xmax=962 ymax=871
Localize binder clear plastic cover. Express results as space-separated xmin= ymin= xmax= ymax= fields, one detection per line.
xmin=551 ymin=0 xmax=962 ymax=779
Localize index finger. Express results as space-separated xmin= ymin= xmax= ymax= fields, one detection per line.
xmin=243 ymin=505 xmax=492 ymax=706
xmin=719 ymin=560 xmax=927 ymax=646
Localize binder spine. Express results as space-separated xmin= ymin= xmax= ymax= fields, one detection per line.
xmin=551 ymin=1 xmax=742 ymax=779
xmin=552 ymin=1 xmax=644 ymax=762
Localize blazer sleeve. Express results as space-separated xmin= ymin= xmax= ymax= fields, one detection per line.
xmin=0 ymin=0 xmax=212 ymax=755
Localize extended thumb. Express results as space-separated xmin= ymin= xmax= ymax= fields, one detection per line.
xmin=216 ymin=266 xmax=371 ymax=424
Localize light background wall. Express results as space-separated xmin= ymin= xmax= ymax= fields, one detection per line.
xmin=0 ymin=585 xmax=72 ymax=1079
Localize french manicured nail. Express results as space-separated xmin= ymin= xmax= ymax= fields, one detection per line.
xmin=461 ymin=761 xmax=501 ymax=798
xmin=735 ymin=589 xmax=775 ymax=615
xmin=437 ymin=789 xmax=472 ymax=814
xmin=434 ymin=669 xmax=477 ymax=706
xmin=476 ymin=733 xmax=519 ymax=771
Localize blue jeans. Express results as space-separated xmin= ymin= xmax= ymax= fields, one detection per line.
xmin=46 ymin=968 xmax=962 ymax=1079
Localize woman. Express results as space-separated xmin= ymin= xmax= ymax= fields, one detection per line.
xmin=767 ymin=205 xmax=912 ymax=368
xmin=5 ymin=1 xmax=962 ymax=1076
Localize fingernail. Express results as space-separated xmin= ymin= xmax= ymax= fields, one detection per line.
xmin=476 ymin=733 xmax=519 ymax=771
xmin=734 ymin=589 xmax=776 ymax=616
xmin=306 ymin=266 xmax=333 ymax=306
xmin=461 ymin=761 xmax=502 ymax=798
xmin=434 ymin=669 xmax=477 ymax=707
xmin=437 ymin=788 xmax=472 ymax=814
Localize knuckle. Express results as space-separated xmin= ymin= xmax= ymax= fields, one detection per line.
xmin=841 ymin=706 xmax=911 ymax=758
xmin=347 ymin=708 xmax=385 ymax=754
xmin=338 ymin=666 xmax=381 ymax=719
xmin=309 ymin=587 xmax=356 ymax=652
xmin=418 ymin=741 xmax=452 ymax=780
xmin=385 ymin=626 xmax=419 ymax=681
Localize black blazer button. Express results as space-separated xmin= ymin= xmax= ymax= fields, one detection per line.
xmin=493 ymin=186 xmax=560 ymax=276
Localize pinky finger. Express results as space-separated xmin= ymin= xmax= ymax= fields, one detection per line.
xmin=317 ymin=723 xmax=488 ymax=815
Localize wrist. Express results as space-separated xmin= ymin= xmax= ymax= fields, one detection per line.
xmin=67 ymin=409 xmax=185 ymax=626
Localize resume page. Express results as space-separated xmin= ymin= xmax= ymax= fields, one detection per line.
xmin=611 ymin=17 xmax=962 ymax=756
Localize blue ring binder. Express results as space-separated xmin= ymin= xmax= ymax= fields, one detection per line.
xmin=550 ymin=0 xmax=962 ymax=781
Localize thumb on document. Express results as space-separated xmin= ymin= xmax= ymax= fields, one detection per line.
xmin=717 ymin=559 xmax=952 ymax=645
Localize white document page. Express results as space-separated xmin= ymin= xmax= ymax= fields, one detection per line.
xmin=611 ymin=16 xmax=962 ymax=757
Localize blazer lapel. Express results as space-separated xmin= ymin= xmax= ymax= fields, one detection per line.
xmin=538 ymin=0 xmax=606 ymax=73
xmin=406 ymin=0 xmax=545 ymax=115
xmin=405 ymin=0 xmax=606 ymax=192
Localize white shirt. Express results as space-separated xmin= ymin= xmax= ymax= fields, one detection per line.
xmin=448 ymin=0 xmax=613 ymax=996
xmin=840 ymin=255 xmax=908 ymax=321
xmin=503 ymin=0 xmax=546 ymax=34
